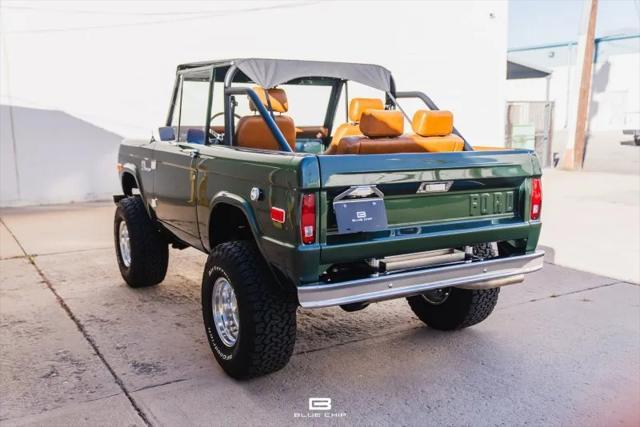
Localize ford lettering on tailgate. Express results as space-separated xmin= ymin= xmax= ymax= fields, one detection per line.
xmin=469 ymin=191 xmax=515 ymax=216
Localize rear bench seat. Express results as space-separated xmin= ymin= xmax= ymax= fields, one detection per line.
xmin=334 ymin=109 xmax=464 ymax=154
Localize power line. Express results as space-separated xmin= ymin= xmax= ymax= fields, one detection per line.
xmin=1 ymin=2 xmax=318 ymax=34
xmin=0 ymin=4 xmax=230 ymax=16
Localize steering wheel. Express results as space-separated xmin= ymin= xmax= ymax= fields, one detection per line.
xmin=210 ymin=112 xmax=241 ymax=123
xmin=208 ymin=112 xmax=242 ymax=143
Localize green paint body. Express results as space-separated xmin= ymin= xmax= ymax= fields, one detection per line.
xmin=119 ymin=139 xmax=542 ymax=288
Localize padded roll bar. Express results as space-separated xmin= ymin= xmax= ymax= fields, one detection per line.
xmin=395 ymin=91 xmax=473 ymax=151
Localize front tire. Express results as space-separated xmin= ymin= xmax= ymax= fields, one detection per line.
xmin=202 ymin=241 xmax=297 ymax=379
xmin=114 ymin=196 xmax=168 ymax=287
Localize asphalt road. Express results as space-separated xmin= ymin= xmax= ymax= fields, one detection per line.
xmin=0 ymin=202 xmax=638 ymax=426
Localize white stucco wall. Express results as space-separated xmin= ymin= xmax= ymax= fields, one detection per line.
xmin=507 ymin=47 xmax=640 ymax=132
xmin=1 ymin=1 xmax=508 ymax=206
xmin=506 ymin=44 xmax=640 ymax=173
xmin=590 ymin=53 xmax=640 ymax=131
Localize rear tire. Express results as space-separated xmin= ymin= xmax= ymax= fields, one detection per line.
xmin=114 ymin=196 xmax=168 ymax=287
xmin=407 ymin=287 xmax=500 ymax=330
xmin=201 ymin=241 xmax=297 ymax=379
xmin=472 ymin=242 xmax=496 ymax=259
xmin=406 ymin=243 xmax=500 ymax=330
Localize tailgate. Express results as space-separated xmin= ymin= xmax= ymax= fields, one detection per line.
xmin=317 ymin=150 xmax=541 ymax=264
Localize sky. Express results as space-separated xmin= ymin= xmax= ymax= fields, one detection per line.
xmin=508 ymin=0 xmax=640 ymax=49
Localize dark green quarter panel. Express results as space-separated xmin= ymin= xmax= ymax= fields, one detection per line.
xmin=195 ymin=146 xmax=321 ymax=285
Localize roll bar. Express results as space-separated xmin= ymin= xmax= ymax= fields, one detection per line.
xmin=395 ymin=91 xmax=473 ymax=151
xmin=223 ymin=86 xmax=293 ymax=153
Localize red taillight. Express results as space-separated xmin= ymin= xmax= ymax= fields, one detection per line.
xmin=300 ymin=193 xmax=316 ymax=244
xmin=530 ymin=178 xmax=542 ymax=220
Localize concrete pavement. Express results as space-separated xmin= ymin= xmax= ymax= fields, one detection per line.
xmin=539 ymin=169 xmax=640 ymax=284
xmin=0 ymin=201 xmax=639 ymax=426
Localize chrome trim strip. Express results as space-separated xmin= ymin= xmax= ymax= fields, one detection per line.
xmin=334 ymin=185 xmax=384 ymax=201
xmin=298 ymin=250 xmax=545 ymax=308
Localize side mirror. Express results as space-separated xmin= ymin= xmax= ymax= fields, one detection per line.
xmin=158 ymin=126 xmax=175 ymax=141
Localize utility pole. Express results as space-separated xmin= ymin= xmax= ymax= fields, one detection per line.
xmin=561 ymin=0 xmax=598 ymax=170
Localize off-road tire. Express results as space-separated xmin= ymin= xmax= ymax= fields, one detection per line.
xmin=114 ymin=196 xmax=168 ymax=287
xmin=406 ymin=243 xmax=500 ymax=330
xmin=201 ymin=241 xmax=297 ymax=379
xmin=407 ymin=287 xmax=500 ymax=330
xmin=472 ymin=242 xmax=496 ymax=259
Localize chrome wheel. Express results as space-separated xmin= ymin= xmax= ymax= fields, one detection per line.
xmin=119 ymin=221 xmax=131 ymax=267
xmin=421 ymin=288 xmax=451 ymax=305
xmin=212 ymin=277 xmax=239 ymax=347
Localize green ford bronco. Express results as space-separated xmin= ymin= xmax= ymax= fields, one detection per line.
xmin=114 ymin=58 xmax=544 ymax=379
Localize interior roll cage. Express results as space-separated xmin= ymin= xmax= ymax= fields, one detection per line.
xmin=224 ymin=86 xmax=293 ymax=152
xmin=395 ymin=91 xmax=472 ymax=151
xmin=167 ymin=61 xmax=472 ymax=152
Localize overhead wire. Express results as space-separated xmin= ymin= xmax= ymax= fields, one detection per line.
xmin=0 ymin=2 xmax=319 ymax=34
xmin=0 ymin=4 xmax=233 ymax=16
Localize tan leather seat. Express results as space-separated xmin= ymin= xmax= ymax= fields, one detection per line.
xmin=235 ymin=87 xmax=296 ymax=151
xmin=325 ymin=97 xmax=384 ymax=154
xmin=409 ymin=110 xmax=464 ymax=152
xmin=336 ymin=110 xmax=412 ymax=154
xmin=335 ymin=109 xmax=464 ymax=154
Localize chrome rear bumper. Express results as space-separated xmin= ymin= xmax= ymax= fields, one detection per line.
xmin=298 ymin=250 xmax=544 ymax=309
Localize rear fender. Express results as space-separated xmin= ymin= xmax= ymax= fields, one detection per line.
xmin=205 ymin=191 xmax=262 ymax=253
xmin=205 ymin=192 xmax=297 ymax=291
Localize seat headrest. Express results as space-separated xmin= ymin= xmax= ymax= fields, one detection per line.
xmin=359 ymin=110 xmax=404 ymax=138
xmin=412 ymin=110 xmax=453 ymax=137
xmin=349 ymin=98 xmax=384 ymax=122
xmin=249 ymin=86 xmax=288 ymax=113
